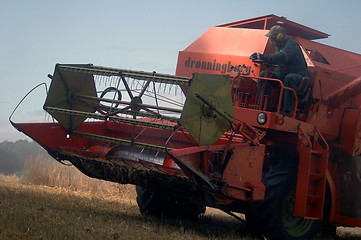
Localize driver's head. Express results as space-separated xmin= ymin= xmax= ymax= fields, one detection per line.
xmin=266 ymin=25 xmax=286 ymax=47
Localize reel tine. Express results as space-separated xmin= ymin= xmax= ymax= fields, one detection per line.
xmin=131 ymin=79 xmax=136 ymax=92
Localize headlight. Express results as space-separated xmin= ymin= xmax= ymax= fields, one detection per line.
xmin=257 ymin=112 xmax=267 ymax=125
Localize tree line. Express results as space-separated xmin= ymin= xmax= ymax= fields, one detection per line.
xmin=0 ymin=140 xmax=45 ymax=175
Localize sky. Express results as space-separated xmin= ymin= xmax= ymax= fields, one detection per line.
xmin=1 ymin=0 xmax=361 ymax=142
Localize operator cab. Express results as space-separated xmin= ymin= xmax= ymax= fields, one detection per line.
xmin=230 ymin=61 xmax=317 ymax=119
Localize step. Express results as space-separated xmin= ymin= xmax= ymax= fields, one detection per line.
xmin=306 ymin=194 xmax=321 ymax=204
xmin=311 ymin=149 xmax=325 ymax=155
xmin=308 ymin=173 xmax=323 ymax=182
xmin=303 ymin=216 xmax=319 ymax=220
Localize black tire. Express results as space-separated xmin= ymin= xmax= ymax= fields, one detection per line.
xmin=247 ymin=164 xmax=321 ymax=240
xmin=319 ymin=185 xmax=337 ymax=238
xmin=136 ymin=186 xmax=205 ymax=220
xmin=319 ymin=224 xmax=337 ymax=238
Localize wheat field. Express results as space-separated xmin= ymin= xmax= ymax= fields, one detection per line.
xmin=1 ymin=155 xmax=361 ymax=239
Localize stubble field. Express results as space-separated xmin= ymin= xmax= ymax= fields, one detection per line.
xmin=1 ymin=156 xmax=361 ymax=240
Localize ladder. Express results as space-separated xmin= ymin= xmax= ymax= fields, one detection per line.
xmin=294 ymin=127 xmax=329 ymax=219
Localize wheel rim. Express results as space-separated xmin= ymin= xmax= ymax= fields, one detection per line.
xmin=282 ymin=189 xmax=314 ymax=238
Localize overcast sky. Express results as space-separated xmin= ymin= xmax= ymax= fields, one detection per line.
xmin=1 ymin=0 xmax=361 ymax=142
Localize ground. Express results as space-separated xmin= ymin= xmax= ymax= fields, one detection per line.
xmin=1 ymin=174 xmax=361 ymax=240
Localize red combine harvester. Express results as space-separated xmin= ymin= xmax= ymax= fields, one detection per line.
xmin=10 ymin=15 xmax=361 ymax=239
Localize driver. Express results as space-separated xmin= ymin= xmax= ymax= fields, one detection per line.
xmin=250 ymin=25 xmax=307 ymax=116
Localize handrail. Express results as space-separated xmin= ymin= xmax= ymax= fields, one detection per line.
xmin=231 ymin=73 xmax=299 ymax=117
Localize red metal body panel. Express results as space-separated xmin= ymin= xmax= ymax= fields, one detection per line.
xmin=297 ymin=38 xmax=361 ymax=100
xmin=176 ymin=27 xmax=269 ymax=78
xmin=222 ymin=144 xmax=265 ymax=201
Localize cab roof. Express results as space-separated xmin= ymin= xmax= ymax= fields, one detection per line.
xmin=217 ymin=14 xmax=329 ymax=40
